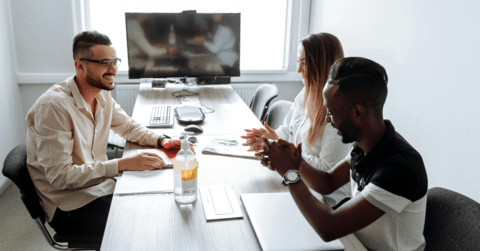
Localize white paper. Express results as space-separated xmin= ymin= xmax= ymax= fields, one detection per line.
xmin=199 ymin=184 xmax=243 ymax=220
xmin=115 ymin=169 xmax=173 ymax=195
xmin=202 ymin=138 xmax=258 ymax=159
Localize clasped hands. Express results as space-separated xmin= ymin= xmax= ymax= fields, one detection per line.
xmin=254 ymin=137 xmax=303 ymax=177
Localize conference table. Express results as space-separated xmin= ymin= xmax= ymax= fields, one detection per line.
xmin=101 ymin=83 xmax=289 ymax=250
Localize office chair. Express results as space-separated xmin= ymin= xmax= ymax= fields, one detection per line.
xmin=423 ymin=187 xmax=480 ymax=251
xmin=249 ymin=84 xmax=278 ymax=122
xmin=2 ymin=143 xmax=101 ymax=250
xmin=264 ymin=100 xmax=293 ymax=129
xmin=107 ymin=130 xmax=125 ymax=159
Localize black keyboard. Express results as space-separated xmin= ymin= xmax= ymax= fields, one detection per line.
xmin=149 ymin=105 xmax=172 ymax=127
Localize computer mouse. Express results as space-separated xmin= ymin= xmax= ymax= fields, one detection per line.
xmin=184 ymin=124 xmax=203 ymax=133
xmin=188 ymin=137 xmax=198 ymax=144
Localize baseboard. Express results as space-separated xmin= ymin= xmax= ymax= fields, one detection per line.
xmin=0 ymin=179 xmax=12 ymax=196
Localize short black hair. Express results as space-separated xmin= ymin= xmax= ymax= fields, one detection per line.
xmin=328 ymin=57 xmax=388 ymax=115
xmin=72 ymin=30 xmax=112 ymax=60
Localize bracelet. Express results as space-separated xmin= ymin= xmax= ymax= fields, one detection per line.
xmin=157 ymin=135 xmax=172 ymax=148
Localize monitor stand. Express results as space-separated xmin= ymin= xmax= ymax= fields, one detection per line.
xmin=196 ymin=76 xmax=231 ymax=85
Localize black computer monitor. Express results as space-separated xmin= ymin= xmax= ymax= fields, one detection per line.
xmin=125 ymin=12 xmax=240 ymax=81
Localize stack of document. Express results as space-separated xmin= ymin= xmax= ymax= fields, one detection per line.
xmin=199 ymin=184 xmax=243 ymax=221
xmin=114 ymin=169 xmax=173 ymax=195
xmin=202 ymin=138 xmax=258 ymax=159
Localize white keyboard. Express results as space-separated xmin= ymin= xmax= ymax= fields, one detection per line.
xmin=147 ymin=105 xmax=174 ymax=128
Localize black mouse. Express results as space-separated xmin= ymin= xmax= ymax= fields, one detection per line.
xmin=184 ymin=124 xmax=203 ymax=133
xmin=188 ymin=137 xmax=198 ymax=144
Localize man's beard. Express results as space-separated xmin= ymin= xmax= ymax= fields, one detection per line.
xmin=340 ymin=129 xmax=356 ymax=144
xmin=335 ymin=119 xmax=357 ymax=144
xmin=86 ymin=72 xmax=115 ymax=91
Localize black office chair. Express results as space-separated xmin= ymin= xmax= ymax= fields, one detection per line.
xmin=264 ymin=100 xmax=293 ymax=130
xmin=423 ymin=187 xmax=480 ymax=251
xmin=107 ymin=130 xmax=125 ymax=159
xmin=249 ymin=84 xmax=278 ymax=122
xmin=2 ymin=143 xmax=101 ymax=250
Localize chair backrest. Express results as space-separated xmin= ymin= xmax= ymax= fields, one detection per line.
xmin=264 ymin=100 xmax=293 ymax=130
xmin=423 ymin=187 xmax=480 ymax=250
xmin=249 ymin=84 xmax=278 ymax=122
xmin=2 ymin=143 xmax=101 ymax=250
xmin=2 ymin=143 xmax=44 ymax=220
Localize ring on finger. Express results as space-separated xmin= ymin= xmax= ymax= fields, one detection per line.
xmin=259 ymin=154 xmax=265 ymax=161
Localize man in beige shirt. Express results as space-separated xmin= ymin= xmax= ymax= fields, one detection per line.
xmin=25 ymin=31 xmax=179 ymax=237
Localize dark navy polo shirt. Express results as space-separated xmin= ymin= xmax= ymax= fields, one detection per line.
xmin=348 ymin=120 xmax=429 ymax=250
xmin=350 ymin=120 xmax=428 ymax=202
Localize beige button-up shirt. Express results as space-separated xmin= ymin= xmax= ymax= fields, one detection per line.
xmin=26 ymin=76 xmax=161 ymax=222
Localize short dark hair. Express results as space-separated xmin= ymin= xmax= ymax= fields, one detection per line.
xmin=72 ymin=30 xmax=112 ymax=60
xmin=328 ymin=57 xmax=388 ymax=115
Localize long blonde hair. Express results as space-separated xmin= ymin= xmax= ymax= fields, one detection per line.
xmin=301 ymin=33 xmax=344 ymax=147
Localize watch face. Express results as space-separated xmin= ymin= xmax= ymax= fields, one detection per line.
xmin=286 ymin=170 xmax=299 ymax=181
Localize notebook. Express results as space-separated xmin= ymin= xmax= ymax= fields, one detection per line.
xmin=114 ymin=169 xmax=173 ymax=195
xmin=202 ymin=138 xmax=258 ymax=159
xmin=199 ymin=184 xmax=243 ymax=221
xmin=241 ymin=193 xmax=344 ymax=251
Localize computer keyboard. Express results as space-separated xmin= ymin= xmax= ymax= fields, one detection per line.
xmin=148 ymin=105 xmax=173 ymax=128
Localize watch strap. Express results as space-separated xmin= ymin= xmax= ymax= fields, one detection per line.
xmin=157 ymin=135 xmax=172 ymax=148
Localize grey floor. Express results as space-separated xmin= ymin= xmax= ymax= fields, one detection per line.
xmin=0 ymin=182 xmax=58 ymax=251
xmin=0 ymin=148 xmax=121 ymax=251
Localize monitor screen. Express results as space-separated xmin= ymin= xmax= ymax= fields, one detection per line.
xmin=125 ymin=12 xmax=241 ymax=79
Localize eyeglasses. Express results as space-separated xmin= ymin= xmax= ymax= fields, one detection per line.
xmin=80 ymin=58 xmax=121 ymax=68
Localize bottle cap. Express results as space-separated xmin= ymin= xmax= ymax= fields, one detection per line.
xmin=180 ymin=132 xmax=194 ymax=151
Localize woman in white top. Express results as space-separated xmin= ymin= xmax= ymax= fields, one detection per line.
xmin=243 ymin=33 xmax=351 ymax=208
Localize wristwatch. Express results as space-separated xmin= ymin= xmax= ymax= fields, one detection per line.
xmin=282 ymin=169 xmax=301 ymax=186
xmin=157 ymin=135 xmax=172 ymax=148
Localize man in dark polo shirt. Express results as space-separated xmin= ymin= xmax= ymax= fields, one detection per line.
xmin=258 ymin=57 xmax=428 ymax=251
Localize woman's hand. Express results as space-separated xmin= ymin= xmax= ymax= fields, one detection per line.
xmin=242 ymin=121 xmax=279 ymax=152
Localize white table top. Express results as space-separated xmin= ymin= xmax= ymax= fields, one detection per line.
xmin=101 ymin=83 xmax=287 ymax=251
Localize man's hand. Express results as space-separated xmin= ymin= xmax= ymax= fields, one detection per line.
xmin=193 ymin=35 xmax=206 ymax=45
xmin=162 ymin=138 xmax=196 ymax=154
xmin=255 ymin=137 xmax=303 ymax=176
xmin=118 ymin=152 xmax=166 ymax=172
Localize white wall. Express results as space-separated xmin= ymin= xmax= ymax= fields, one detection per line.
xmin=10 ymin=0 xmax=75 ymax=74
xmin=9 ymin=0 xmax=303 ymax=124
xmin=311 ymin=0 xmax=480 ymax=202
xmin=0 ymin=0 xmax=26 ymax=192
